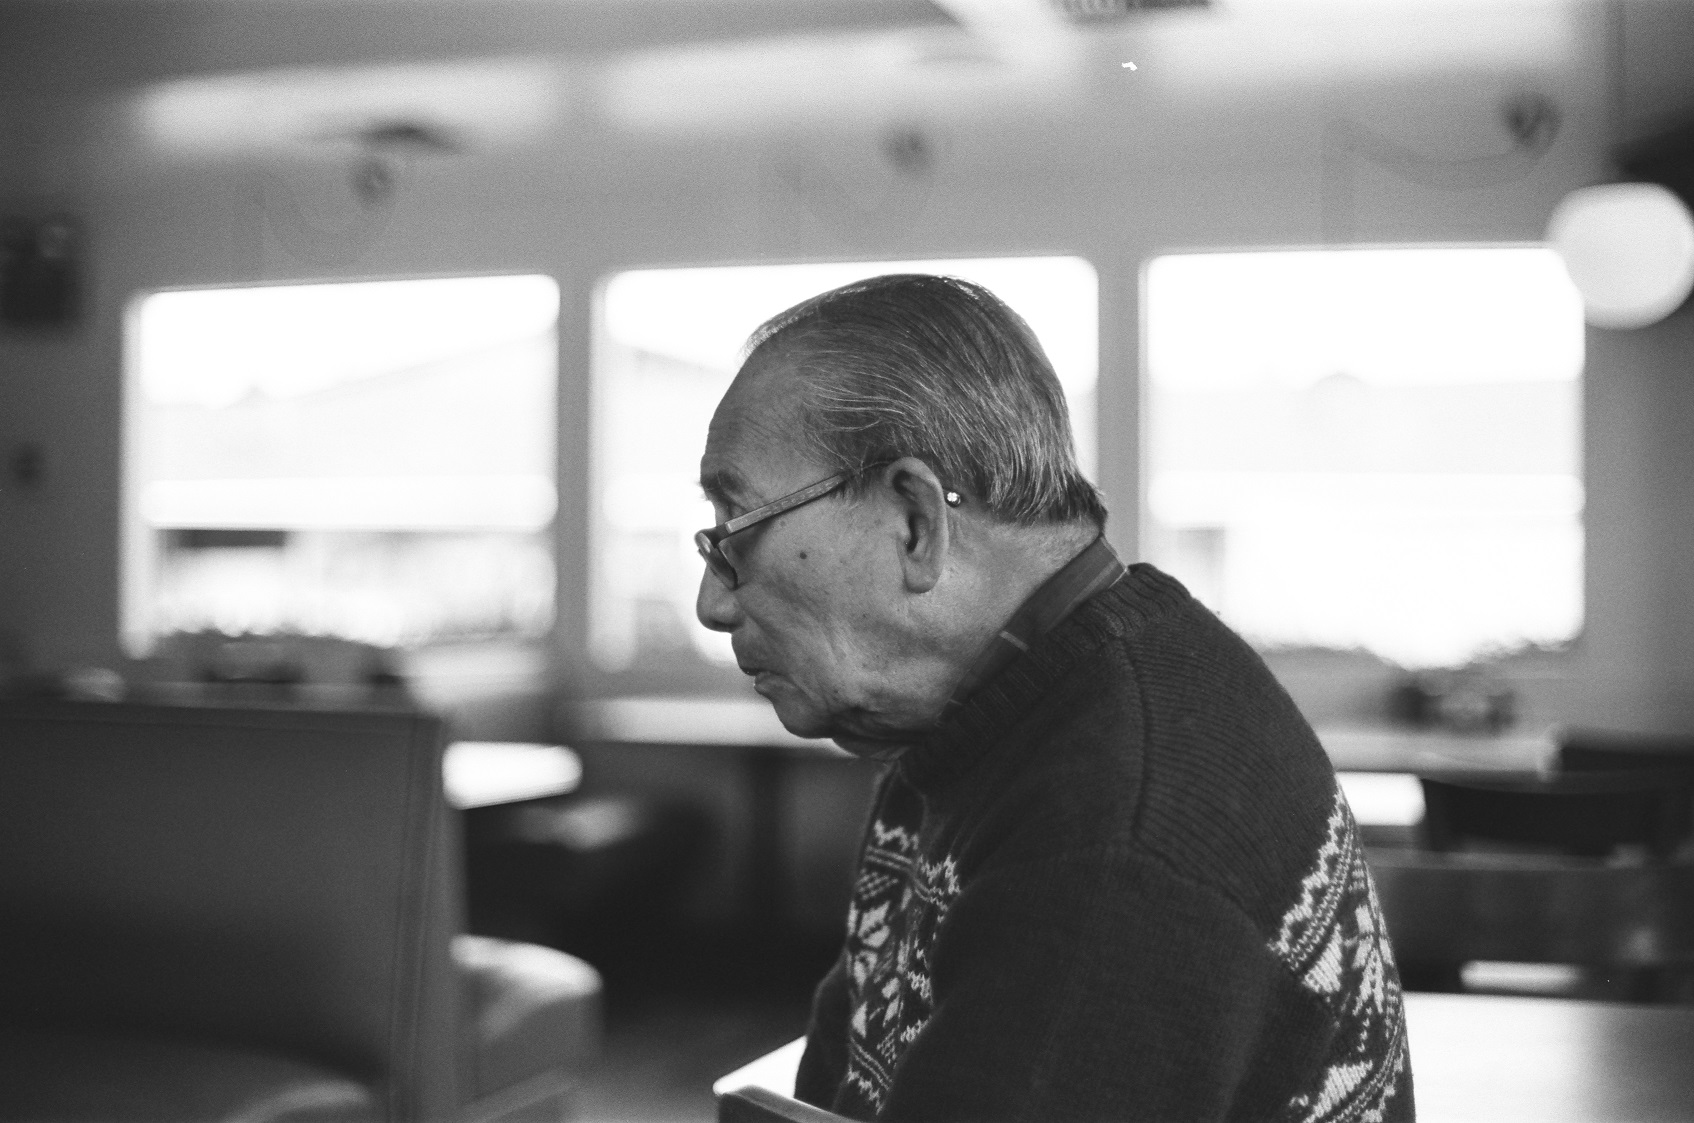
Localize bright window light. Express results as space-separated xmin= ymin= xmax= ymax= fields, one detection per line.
xmin=1143 ymin=247 xmax=1583 ymax=669
xmin=125 ymin=275 xmax=559 ymax=653
xmin=593 ymin=257 xmax=1098 ymax=673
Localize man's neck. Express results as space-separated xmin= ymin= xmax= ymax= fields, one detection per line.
xmin=968 ymin=521 xmax=1101 ymax=634
xmin=830 ymin=522 xmax=1102 ymax=758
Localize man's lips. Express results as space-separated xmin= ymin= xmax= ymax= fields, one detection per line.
xmin=739 ymin=663 xmax=782 ymax=691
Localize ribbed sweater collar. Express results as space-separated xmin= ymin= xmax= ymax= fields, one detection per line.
xmin=896 ymin=562 xmax=1192 ymax=794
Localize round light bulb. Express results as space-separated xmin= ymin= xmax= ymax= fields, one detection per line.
xmin=1547 ymin=181 xmax=1694 ymax=330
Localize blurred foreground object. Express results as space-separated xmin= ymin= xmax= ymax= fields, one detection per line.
xmin=714 ymin=992 xmax=1694 ymax=1123
xmin=0 ymin=700 xmax=600 ymax=1122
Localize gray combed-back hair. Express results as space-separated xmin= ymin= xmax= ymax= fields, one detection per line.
xmin=742 ymin=273 xmax=1107 ymax=528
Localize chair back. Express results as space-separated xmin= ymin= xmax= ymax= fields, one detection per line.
xmin=1420 ymin=769 xmax=1694 ymax=857
xmin=1369 ymin=848 xmax=1694 ymax=969
xmin=0 ymin=699 xmax=461 ymax=1120
xmin=1558 ymin=729 xmax=1694 ymax=774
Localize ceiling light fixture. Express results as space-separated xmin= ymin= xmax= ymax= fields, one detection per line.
xmin=1546 ymin=181 xmax=1694 ymax=330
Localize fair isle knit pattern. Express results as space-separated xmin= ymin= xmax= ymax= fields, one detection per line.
xmin=1271 ymin=789 xmax=1410 ymax=1123
xmin=843 ymin=820 xmax=960 ymax=1111
xmin=794 ymin=565 xmax=1414 ymax=1122
xmin=833 ymin=785 xmax=1410 ymax=1122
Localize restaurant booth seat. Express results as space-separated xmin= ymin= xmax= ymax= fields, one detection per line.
xmin=1416 ymin=727 xmax=1694 ymax=860
xmin=0 ymin=699 xmax=602 ymax=1122
xmin=1558 ymin=728 xmax=1694 ymax=775
xmin=462 ymin=792 xmax=714 ymax=964
xmin=1419 ymin=768 xmax=1694 ymax=858
xmin=1393 ymin=744 xmax=1694 ymax=1001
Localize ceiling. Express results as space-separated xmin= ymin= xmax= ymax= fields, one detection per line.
xmin=2 ymin=0 xmax=1670 ymax=164
xmin=8 ymin=0 xmax=959 ymax=89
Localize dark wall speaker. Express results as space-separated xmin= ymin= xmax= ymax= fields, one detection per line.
xmin=1 ymin=214 xmax=81 ymax=332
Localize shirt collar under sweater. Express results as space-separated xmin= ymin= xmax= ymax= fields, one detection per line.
xmin=899 ymin=539 xmax=1185 ymax=794
xmin=941 ymin=534 xmax=1127 ymax=716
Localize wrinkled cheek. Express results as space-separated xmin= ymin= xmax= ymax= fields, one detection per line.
xmin=768 ymin=640 xmax=842 ymax=713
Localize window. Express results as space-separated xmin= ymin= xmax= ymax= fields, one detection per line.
xmin=592 ymin=257 xmax=1098 ymax=673
xmin=124 ymin=275 xmax=558 ymax=654
xmin=1143 ymin=247 xmax=1584 ymax=669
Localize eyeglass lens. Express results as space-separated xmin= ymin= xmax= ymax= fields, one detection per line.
xmin=695 ymin=531 xmax=738 ymax=589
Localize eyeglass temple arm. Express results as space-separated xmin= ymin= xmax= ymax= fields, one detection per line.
xmin=711 ymin=471 xmax=855 ymax=540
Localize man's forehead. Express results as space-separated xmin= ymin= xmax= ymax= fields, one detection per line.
xmin=719 ymin=350 xmax=808 ymax=425
xmin=700 ymin=355 xmax=815 ymax=498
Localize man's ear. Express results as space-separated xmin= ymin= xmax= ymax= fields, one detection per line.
xmin=881 ymin=457 xmax=950 ymax=594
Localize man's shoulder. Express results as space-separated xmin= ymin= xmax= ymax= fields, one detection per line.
xmin=918 ymin=563 xmax=1338 ymax=913
xmin=1065 ymin=565 xmax=1330 ymax=793
xmin=1055 ymin=567 xmax=1342 ymax=929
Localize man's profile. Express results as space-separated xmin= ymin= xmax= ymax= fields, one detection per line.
xmin=696 ymin=274 xmax=1412 ymax=1122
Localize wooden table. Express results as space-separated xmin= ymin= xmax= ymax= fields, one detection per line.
xmin=1405 ymin=992 xmax=1694 ymax=1122
xmin=560 ymin=696 xmax=842 ymax=754
xmin=1319 ymin=725 xmax=1561 ymax=830
xmin=717 ymin=993 xmax=1694 ymax=1122
xmin=1317 ymin=724 xmax=1559 ymax=779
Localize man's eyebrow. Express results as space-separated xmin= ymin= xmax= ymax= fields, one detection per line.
xmin=699 ymin=468 xmax=750 ymax=506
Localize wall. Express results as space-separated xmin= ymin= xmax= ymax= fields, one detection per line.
xmin=4 ymin=1 xmax=1694 ymax=735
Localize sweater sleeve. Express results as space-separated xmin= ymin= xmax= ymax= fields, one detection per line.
xmin=878 ymin=851 xmax=1321 ymax=1123
xmin=795 ymin=953 xmax=852 ymax=1109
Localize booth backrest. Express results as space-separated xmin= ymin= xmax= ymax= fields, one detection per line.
xmin=1368 ymin=847 xmax=1694 ymax=968
xmin=1559 ymin=729 xmax=1694 ymax=773
xmin=0 ymin=699 xmax=460 ymax=1120
xmin=1419 ymin=770 xmax=1694 ymax=858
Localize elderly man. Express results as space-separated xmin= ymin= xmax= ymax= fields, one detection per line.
xmin=695 ymin=274 xmax=1412 ymax=1122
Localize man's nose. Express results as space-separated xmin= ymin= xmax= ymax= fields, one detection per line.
xmin=696 ymin=568 xmax=742 ymax=633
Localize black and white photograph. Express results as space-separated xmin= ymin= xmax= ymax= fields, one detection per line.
xmin=3 ymin=0 xmax=1694 ymax=1120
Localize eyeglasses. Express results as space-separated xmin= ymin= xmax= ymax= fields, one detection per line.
xmin=695 ymin=470 xmax=857 ymax=590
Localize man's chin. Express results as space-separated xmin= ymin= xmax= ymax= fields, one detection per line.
xmin=755 ymin=680 xmax=832 ymax=740
xmin=753 ymin=679 xmax=911 ymax=759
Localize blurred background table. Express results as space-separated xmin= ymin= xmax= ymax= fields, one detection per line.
xmin=1319 ymin=725 xmax=1560 ymax=842
xmin=443 ymin=740 xmax=582 ymax=810
xmin=1317 ymin=724 xmax=1559 ymax=779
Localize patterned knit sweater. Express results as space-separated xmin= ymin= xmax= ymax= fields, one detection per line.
xmin=795 ymin=563 xmax=1413 ymax=1122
